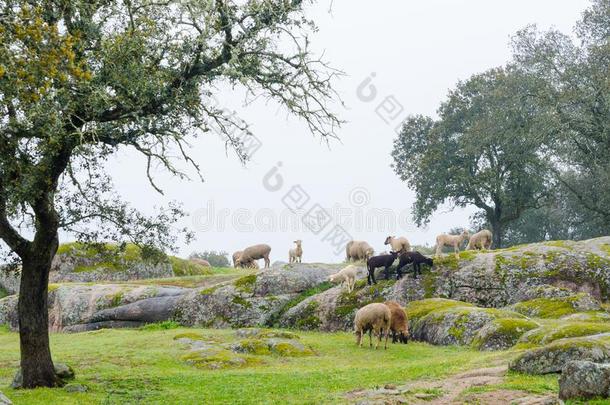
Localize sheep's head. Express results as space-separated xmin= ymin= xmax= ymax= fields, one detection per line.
xmin=365 ymin=248 xmax=374 ymax=259
xmin=294 ymin=240 xmax=302 ymax=247
xmin=328 ymin=274 xmax=338 ymax=283
xmin=397 ymin=331 xmax=409 ymax=344
xmin=389 ymin=250 xmax=399 ymax=258
xmin=425 ymin=257 xmax=434 ymax=267
xmin=384 ymin=236 xmax=393 ymax=245
xmin=462 ymin=230 xmax=470 ymax=239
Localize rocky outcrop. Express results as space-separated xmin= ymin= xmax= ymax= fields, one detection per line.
xmin=559 ymin=360 xmax=610 ymax=400
xmin=175 ymin=263 xmax=344 ymax=328
xmin=509 ymin=333 xmax=610 ymax=374
xmin=0 ymin=283 xmax=187 ymax=332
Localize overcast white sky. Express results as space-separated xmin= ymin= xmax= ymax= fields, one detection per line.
xmin=94 ymin=0 xmax=590 ymax=263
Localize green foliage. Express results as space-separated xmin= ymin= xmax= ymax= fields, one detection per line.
xmin=294 ymin=301 xmax=321 ymax=330
xmin=139 ymin=321 xmax=180 ymax=331
xmin=189 ymin=251 xmax=230 ymax=268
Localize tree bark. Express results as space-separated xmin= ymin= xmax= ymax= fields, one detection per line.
xmin=491 ymin=221 xmax=503 ymax=249
xmin=18 ymin=245 xmax=60 ymax=388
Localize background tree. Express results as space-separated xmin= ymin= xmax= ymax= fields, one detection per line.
xmin=0 ymin=0 xmax=340 ymax=388
xmin=391 ymin=68 xmax=551 ymax=248
xmin=189 ymin=250 xmax=230 ymax=267
xmin=511 ymin=0 xmax=610 ymax=233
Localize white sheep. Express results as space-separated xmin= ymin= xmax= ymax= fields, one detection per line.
xmin=288 ymin=240 xmax=303 ymax=263
xmin=328 ymin=265 xmax=358 ymax=293
xmin=467 ymin=229 xmax=493 ymax=250
xmin=235 ymin=244 xmax=272 ymax=268
xmin=435 ymin=230 xmax=470 ymax=258
xmin=384 ymin=236 xmax=411 ymax=254
xmin=354 ymin=303 xmax=392 ymax=349
xmin=346 ymin=241 xmax=374 ymax=262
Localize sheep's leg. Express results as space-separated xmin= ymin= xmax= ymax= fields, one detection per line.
xmin=384 ymin=328 xmax=389 ymax=350
xmin=396 ymin=264 xmax=402 ymax=280
xmin=356 ymin=330 xmax=362 ymax=347
xmin=369 ymin=330 xmax=373 ymax=347
xmin=264 ymin=255 xmax=270 ymax=268
xmin=384 ymin=265 xmax=390 ymax=280
xmin=454 ymin=244 xmax=459 ymax=259
xmin=435 ymin=243 xmax=442 ymax=258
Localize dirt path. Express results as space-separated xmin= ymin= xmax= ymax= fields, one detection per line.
xmin=345 ymin=365 xmax=557 ymax=404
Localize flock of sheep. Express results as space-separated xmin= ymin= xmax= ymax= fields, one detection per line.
xmin=228 ymin=229 xmax=493 ymax=349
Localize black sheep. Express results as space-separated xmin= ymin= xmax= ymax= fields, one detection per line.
xmin=366 ymin=251 xmax=399 ymax=285
xmin=396 ymin=251 xmax=433 ymax=279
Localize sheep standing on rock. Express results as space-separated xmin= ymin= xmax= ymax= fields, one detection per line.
xmin=328 ymin=265 xmax=358 ymax=293
xmin=366 ymin=251 xmax=399 ymax=285
xmin=384 ymin=236 xmax=411 ymax=254
xmin=384 ymin=301 xmax=409 ymax=344
xmin=288 ymin=240 xmax=303 ymax=263
xmin=396 ymin=251 xmax=433 ymax=279
xmin=354 ymin=303 xmax=392 ymax=349
xmin=467 ymin=229 xmax=493 ymax=250
xmin=346 ymin=241 xmax=374 ymax=262
xmin=235 ymin=244 xmax=272 ymax=268
xmin=435 ymin=230 xmax=470 ymax=258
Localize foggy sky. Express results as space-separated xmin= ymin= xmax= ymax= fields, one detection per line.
xmin=93 ymin=0 xmax=590 ymax=263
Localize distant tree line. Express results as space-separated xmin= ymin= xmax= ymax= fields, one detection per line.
xmin=392 ymin=0 xmax=609 ymax=248
xmin=190 ymin=250 xmax=231 ymax=268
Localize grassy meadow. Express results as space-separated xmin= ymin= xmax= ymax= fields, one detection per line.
xmin=0 ymin=325 xmax=563 ymax=405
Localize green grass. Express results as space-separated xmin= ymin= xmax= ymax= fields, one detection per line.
xmin=0 ymin=327 xmax=519 ymax=404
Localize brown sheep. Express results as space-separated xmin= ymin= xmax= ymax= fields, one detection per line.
xmin=353 ymin=303 xmax=391 ymax=349
xmin=232 ymin=251 xmax=243 ymax=268
xmin=467 ymin=229 xmax=493 ymax=250
xmin=235 ymin=244 xmax=272 ymax=268
xmin=189 ymin=258 xmax=211 ymax=267
xmin=346 ymin=240 xmax=374 ymax=262
xmin=384 ymin=301 xmax=409 ymax=344
xmin=384 ymin=236 xmax=411 ymax=254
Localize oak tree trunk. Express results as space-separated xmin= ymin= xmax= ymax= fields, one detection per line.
xmin=17 ymin=246 xmax=60 ymax=388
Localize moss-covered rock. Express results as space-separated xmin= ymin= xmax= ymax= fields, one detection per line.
xmin=181 ymin=348 xmax=258 ymax=369
xmin=472 ymin=318 xmax=539 ymax=350
xmin=410 ymin=301 xmax=524 ymax=347
xmin=510 ymin=293 xmax=600 ymax=319
xmin=509 ymin=333 xmax=610 ymax=374
xmin=405 ymin=298 xmax=473 ymax=322
xmin=519 ymin=322 xmax=610 ymax=345
xmin=235 ymin=328 xmax=299 ymax=340
xmin=561 ymin=311 xmax=610 ymax=323
xmin=231 ymin=337 xmax=313 ymax=357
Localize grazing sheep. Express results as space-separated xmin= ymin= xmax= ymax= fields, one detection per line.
xmin=396 ymin=251 xmax=433 ymax=279
xmin=346 ymin=240 xmax=374 ymax=262
xmin=384 ymin=236 xmax=411 ymax=254
xmin=241 ymin=260 xmax=259 ymax=269
xmin=354 ymin=303 xmax=392 ymax=349
xmin=366 ymin=251 xmax=399 ymax=285
xmin=328 ymin=265 xmax=358 ymax=293
xmin=288 ymin=240 xmax=303 ymax=263
xmin=384 ymin=301 xmax=409 ymax=344
xmin=467 ymin=229 xmax=493 ymax=250
xmin=232 ymin=251 xmax=243 ymax=268
xmin=235 ymin=244 xmax=272 ymax=268
xmin=435 ymin=230 xmax=470 ymax=258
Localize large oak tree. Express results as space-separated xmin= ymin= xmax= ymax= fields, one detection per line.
xmin=0 ymin=0 xmax=340 ymax=388
xmin=391 ymin=68 xmax=551 ymax=248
